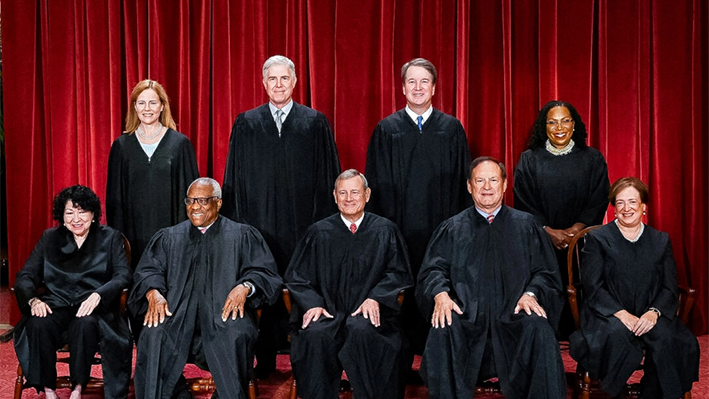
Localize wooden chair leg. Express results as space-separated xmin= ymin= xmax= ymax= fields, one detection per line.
xmin=289 ymin=378 xmax=297 ymax=399
xmin=14 ymin=364 xmax=24 ymax=399
xmin=575 ymin=369 xmax=592 ymax=399
xmin=684 ymin=391 xmax=692 ymax=399
xmin=248 ymin=378 xmax=257 ymax=399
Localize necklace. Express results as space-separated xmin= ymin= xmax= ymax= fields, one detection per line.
xmin=137 ymin=122 xmax=164 ymax=141
xmin=545 ymin=139 xmax=574 ymax=156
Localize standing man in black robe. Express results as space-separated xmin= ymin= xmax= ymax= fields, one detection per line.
xmin=128 ymin=178 xmax=282 ymax=399
xmin=365 ymin=58 xmax=472 ymax=365
xmin=222 ymin=55 xmax=341 ymax=377
xmin=285 ymin=169 xmax=413 ymax=399
xmin=417 ymin=157 xmax=566 ymax=399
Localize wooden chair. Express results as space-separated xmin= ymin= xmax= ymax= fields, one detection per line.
xmin=567 ymin=225 xmax=696 ymax=399
xmin=13 ymin=235 xmax=132 ymax=399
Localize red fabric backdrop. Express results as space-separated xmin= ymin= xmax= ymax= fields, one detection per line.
xmin=2 ymin=0 xmax=707 ymax=333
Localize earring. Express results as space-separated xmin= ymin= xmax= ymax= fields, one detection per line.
xmin=643 ymin=211 xmax=646 ymax=215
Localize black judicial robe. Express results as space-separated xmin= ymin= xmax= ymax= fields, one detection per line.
xmin=128 ymin=217 xmax=282 ymax=399
xmin=221 ymin=102 xmax=340 ymax=272
xmin=106 ymin=129 xmax=199 ymax=268
xmin=365 ymin=108 xmax=472 ymax=271
xmin=569 ymin=223 xmax=699 ymax=397
xmin=14 ymin=225 xmax=133 ymax=399
xmin=285 ymin=213 xmax=413 ymax=398
xmin=416 ymin=206 xmax=565 ymax=399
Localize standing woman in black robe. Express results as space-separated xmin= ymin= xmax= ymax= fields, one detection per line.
xmin=513 ymin=100 xmax=609 ymax=337
xmin=13 ymin=185 xmax=132 ymax=399
xmin=106 ymin=79 xmax=199 ymax=269
xmin=570 ymin=177 xmax=699 ymax=398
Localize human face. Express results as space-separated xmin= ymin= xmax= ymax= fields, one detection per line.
xmin=614 ymin=186 xmax=646 ymax=229
xmin=63 ymin=201 xmax=94 ymax=238
xmin=545 ymin=106 xmax=575 ymax=149
xmin=402 ymin=66 xmax=436 ymax=114
xmin=134 ymin=88 xmax=163 ymax=126
xmin=263 ymin=64 xmax=297 ymax=108
xmin=467 ymin=161 xmax=507 ymax=214
xmin=186 ymin=183 xmax=222 ymax=228
xmin=333 ymin=176 xmax=371 ymax=223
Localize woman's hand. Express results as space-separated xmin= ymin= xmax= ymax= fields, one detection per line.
xmin=544 ymin=227 xmax=572 ymax=250
xmin=76 ymin=293 xmax=101 ymax=317
xmin=29 ymin=298 xmax=52 ymax=317
xmin=632 ymin=311 xmax=658 ymax=336
xmin=614 ymin=309 xmax=639 ymax=331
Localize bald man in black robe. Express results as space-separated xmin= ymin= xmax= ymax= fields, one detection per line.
xmin=417 ymin=157 xmax=566 ymax=399
xmin=128 ymin=178 xmax=282 ymax=399
xmin=285 ymin=170 xmax=413 ymax=399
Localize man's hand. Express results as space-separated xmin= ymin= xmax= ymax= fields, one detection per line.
xmin=431 ymin=292 xmax=463 ymax=328
xmin=222 ymin=284 xmax=250 ymax=321
xmin=30 ymin=298 xmax=53 ymax=318
xmin=614 ymin=309 xmax=640 ymax=332
xmin=144 ymin=289 xmax=172 ymax=328
xmin=514 ymin=293 xmax=547 ymax=318
xmin=302 ymin=307 xmax=333 ymax=329
xmin=352 ymin=298 xmax=380 ymax=327
xmin=632 ymin=311 xmax=658 ymax=336
xmin=76 ymin=293 xmax=101 ymax=317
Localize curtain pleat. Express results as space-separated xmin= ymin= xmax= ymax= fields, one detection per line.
xmin=3 ymin=0 xmax=706 ymax=333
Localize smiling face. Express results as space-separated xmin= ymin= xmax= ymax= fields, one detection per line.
xmin=467 ymin=161 xmax=507 ymax=214
xmin=63 ymin=201 xmax=94 ymax=239
xmin=186 ymin=183 xmax=222 ymax=228
xmin=334 ymin=176 xmax=371 ymax=223
xmin=263 ymin=64 xmax=297 ymax=108
xmin=614 ymin=186 xmax=646 ymax=229
xmin=402 ymin=66 xmax=436 ymax=114
xmin=545 ymin=106 xmax=575 ymax=149
xmin=134 ymin=88 xmax=164 ymax=126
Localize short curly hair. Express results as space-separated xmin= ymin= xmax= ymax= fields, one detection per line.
xmin=527 ymin=100 xmax=588 ymax=150
xmin=52 ymin=185 xmax=102 ymax=223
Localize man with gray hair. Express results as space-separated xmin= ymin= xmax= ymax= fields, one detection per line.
xmin=285 ymin=169 xmax=413 ymax=399
xmin=129 ymin=178 xmax=282 ymax=399
xmin=221 ymin=55 xmax=340 ymax=377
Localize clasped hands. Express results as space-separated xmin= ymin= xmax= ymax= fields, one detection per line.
xmin=30 ymin=292 xmax=101 ymax=318
xmin=614 ymin=309 xmax=658 ymax=336
xmin=143 ymin=284 xmax=250 ymax=328
xmin=301 ymin=298 xmax=381 ymax=329
xmin=431 ymin=291 xmax=547 ymax=329
xmin=545 ymin=223 xmax=585 ymax=250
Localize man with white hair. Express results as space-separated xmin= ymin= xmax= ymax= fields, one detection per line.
xmin=222 ymin=55 xmax=341 ymax=377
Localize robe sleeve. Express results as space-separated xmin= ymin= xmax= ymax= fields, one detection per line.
xmin=284 ymin=228 xmax=327 ymax=315
xmin=580 ymin=232 xmax=625 ymax=317
xmin=415 ymin=220 xmax=456 ymax=318
xmin=365 ymin=123 xmax=396 ymax=220
xmin=523 ymin=222 xmax=564 ymax=325
xmin=650 ymin=235 xmax=679 ymax=320
xmin=106 ymin=138 xmax=125 ymax=232
xmin=172 ymin=137 xmax=199 ymax=224
xmin=576 ymin=151 xmax=610 ymax=226
xmin=366 ymin=227 xmax=413 ymax=311
xmin=94 ymin=229 xmax=132 ymax=307
xmin=452 ymin=122 xmax=473 ymax=211
xmin=127 ymin=229 xmax=170 ymax=318
xmin=14 ymin=231 xmax=50 ymax=315
xmin=221 ymin=115 xmax=245 ymax=222
xmin=311 ymin=115 xmax=341 ymax=222
xmin=236 ymin=226 xmax=282 ymax=309
xmin=513 ymin=151 xmax=548 ymax=226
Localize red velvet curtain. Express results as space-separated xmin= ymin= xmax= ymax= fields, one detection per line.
xmin=3 ymin=0 xmax=707 ymax=333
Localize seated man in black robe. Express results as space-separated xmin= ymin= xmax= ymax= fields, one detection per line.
xmin=285 ymin=169 xmax=413 ymax=399
xmin=128 ymin=178 xmax=282 ymax=399
xmin=417 ymin=156 xmax=566 ymax=399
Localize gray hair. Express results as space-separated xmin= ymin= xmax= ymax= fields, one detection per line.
xmin=335 ymin=169 xmax=369 ymax=190
xmin=262 ymin=55 xmax=297 ymax=80
xmin=187 ymin=177 xmax=222 ymax=198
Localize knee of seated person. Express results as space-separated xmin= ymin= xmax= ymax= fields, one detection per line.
xmin=346 ymin=315 xmax=380 ymax=337
xmin=69 ymin=314 xmax=99 ymax=331
xmin=24 ymin=315 xmax=56 ymax=331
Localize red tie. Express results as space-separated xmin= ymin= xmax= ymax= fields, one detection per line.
xmin=199 ymin=227 xmax=207 ymax=234
xmin=350 ymin=223 xmax=357 ymax=234
xmin=487 ymin=214 xmax=494 ymax=224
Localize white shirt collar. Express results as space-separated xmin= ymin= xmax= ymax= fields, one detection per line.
xmin=269 ymin=100 xmax=294 ymax=120
xmin=475 ymin=206 xmax=501 ymax=220
xmin=405 ymin=105 xmax=433 ymax=126
xmin=341 ymin=213 xmax=365 ymax=231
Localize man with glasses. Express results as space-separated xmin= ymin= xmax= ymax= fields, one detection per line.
xmin=416 ymin=157 xmax=566 ymax=399
xmin=129 ymin=178 xmax=282 ymax=399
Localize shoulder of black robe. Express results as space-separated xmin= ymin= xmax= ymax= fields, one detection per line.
xmin=285 ymin=213 xmax=412 ymax=320
xmin=575 ymin=146 xmax=610 ymax=226
xmin=513 ymin=149 xmax=547 ymax=225
xmin=163 ymin=129 xmax=200 ymax=224
xmin=106 ymin=133 xmax=130 ymax=231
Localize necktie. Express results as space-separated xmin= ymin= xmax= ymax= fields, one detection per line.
xmin=275 ymin=109 xmax=284 ymax=136
xmin=487 ymin=214 xmax=494 ymax=224
xmin=417 ymin=115 xmax=423 ymax=132
xmin=199 ymin=227 xmax=207 ymax=234
xmin=350 ymin=223 xmax=357 ymax=234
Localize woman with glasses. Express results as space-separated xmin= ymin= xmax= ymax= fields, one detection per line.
xmin=513 ymin=100 xmax=610 ymax=338
xmin=106 ymin=79 xmax=199 ymax=270
xmin=13 ymin=185 xmax=133 ymax=399
xmin=570 ymin=177 xmax=699 ymax=398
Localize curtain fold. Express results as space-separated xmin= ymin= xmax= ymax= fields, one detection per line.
xmin=3 ymin=0 xmax=706 ymax=333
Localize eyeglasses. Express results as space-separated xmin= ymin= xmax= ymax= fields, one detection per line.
xmin=546 ymin=118 xmax=574 ymax=128
xmin=472 ymin=177 xmax=502 ymax=187
xmin=184 ymin=197 xmax=217 ymax=206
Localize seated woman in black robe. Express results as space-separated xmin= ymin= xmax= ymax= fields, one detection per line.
xmin=13 ymin=185 xmax=133 ymax=399
xmin=570 ymin=177 xmax=699 ymax=399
